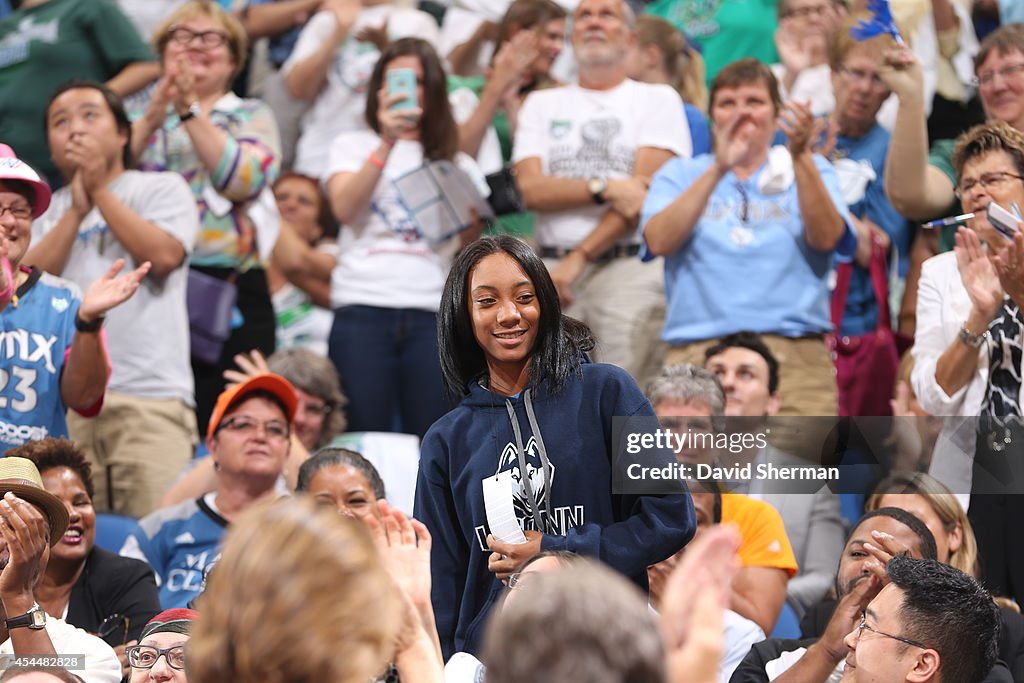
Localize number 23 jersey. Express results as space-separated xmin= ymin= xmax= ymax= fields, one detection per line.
xmin=0 ymin=267 xmax=81 ymax=449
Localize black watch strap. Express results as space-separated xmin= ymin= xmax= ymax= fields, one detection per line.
xmin=74 ymin=312 xmax=104 ymax=333
xmin=5 ymin=604 xmax=46 ymax=630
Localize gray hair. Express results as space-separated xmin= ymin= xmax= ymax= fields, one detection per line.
xmin=646 ymin=363 xmax=726 ymax=418
xmin=267 ymin=349 xmax=348 ymax=447
xmin=482 ymin=562 xmax=664 ymax=683
xmin=296 ymin=448 xmax=386 ymax=500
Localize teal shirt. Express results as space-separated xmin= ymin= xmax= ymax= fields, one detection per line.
xmin=644 ymin=0 xmax=780 ymax=84
xmin=0 ymin=0 xmax=154 ymax=182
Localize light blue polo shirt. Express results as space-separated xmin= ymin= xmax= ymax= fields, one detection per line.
xmin=640 ymin=149 xmax=856 ymax=345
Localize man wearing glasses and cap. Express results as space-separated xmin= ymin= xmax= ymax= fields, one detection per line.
xmin=0 ymin=142 xmax=149 ymax=450
xmin=121 ymin=374 xmax=297 ymax=610
xmin=0 ymin=457 xmax=120 ymax=682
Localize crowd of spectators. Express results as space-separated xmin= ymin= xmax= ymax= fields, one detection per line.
xmin=0 ymin=0 xmax=1022 ymax=680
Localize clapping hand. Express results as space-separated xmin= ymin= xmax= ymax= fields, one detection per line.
xmin=223 ymin=349 xmax=271 ymax=387
xmin=955 ymin=227 xmax=1004 ymax=323
xmin=0 ymin=493 xmax=49 ymax=603
xmin=79 ymin=259 xmax=151 ymax=323
xmin=780 ymin=100 xmax=822 ymax=158
xmin=991 ymin=230 xmax=1024 ymax=309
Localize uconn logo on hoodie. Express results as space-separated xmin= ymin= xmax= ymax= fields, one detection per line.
xmin=473 ymin=436 xmax=585 ymax=551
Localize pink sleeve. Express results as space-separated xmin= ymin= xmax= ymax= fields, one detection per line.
xmin=65 ymin=329 xmax=112 ymax=418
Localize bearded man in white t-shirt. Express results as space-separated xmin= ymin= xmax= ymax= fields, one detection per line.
xmin=512 ymin=0 xmax=691 ymax=387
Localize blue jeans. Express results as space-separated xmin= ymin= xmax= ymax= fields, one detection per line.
xmin=328 ymin=305 xmax=450 ymax=438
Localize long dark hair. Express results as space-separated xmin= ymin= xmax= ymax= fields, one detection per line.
xmin=438 ymin=236 xmax=594 ymax=397
xmin=365 ymin=38 xmax=458 ymax=162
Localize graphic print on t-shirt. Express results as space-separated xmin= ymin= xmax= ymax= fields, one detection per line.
xmin=0 ymin=15 xmax=57 ymax=69
xmin=547 ymin=116 xmax=636 ymax=180
xmin=371 ymin=181 xmax=421 ymax=243
xmin=332 ymin=36 xmax=380 ymax=95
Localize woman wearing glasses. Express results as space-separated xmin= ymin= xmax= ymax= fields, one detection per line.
xmin=131 ymin=1 xmax=282 ymax=438
xmin=911 ymin=121 xmax=1024 ymax=615
xmin=126 ymin=609 xmax=196 ymax=683
xmin=5 ymin=438 xmax=161 ymax=679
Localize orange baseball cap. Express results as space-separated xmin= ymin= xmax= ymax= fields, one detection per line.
xmin=208 ymin=373 xmax=298 ymax=436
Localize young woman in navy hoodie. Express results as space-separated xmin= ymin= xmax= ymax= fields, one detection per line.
xmin=415 ymin=235 xmax=696 ymax=660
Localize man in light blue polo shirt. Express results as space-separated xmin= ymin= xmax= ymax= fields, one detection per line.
xmin=641 ymin=58 xmax=855 ymax=417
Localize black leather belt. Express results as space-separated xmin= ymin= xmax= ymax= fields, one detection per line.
xmin=538 ymin=244 xmax=641 ymax=264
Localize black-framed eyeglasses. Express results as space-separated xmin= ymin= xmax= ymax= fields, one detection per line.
xmin=168 ymin=25 xmax=230 ymax=49
xmin=126 ymin=644 xmax=186 ymax=670
xmin=97 ymin=613 xmax=130 ymax=644
xmin=856 ymin=613 xmax=929 ymax=650
xmin=954 ymin=171 xmax=1024 ymax=199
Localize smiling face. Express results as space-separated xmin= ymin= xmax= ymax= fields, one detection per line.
xmin=161 ymin=14 xmax=237 ymax=97
xmin=46 ymin=87 xmax=128 ymax=180
xmin=977 ymin=48 xmax=1024 ymax=132
xmin=41 ymin=466 xmax=95 ymax=566
xmin=532 ymin=18 xmax=567 ymax=78
xmin=468 ymin=252 xmax=541 ymax=378
xmin=841 ymin=584 xmax=931 ymax=683
xmin=306 ymin=463 xmax=381 ymax=522
xmin=958 ymin=149 xmax=1024 ymax=248
xmin=209 ymin=396 xmax=290 ymax=485
xmin=571 ymin=0 xmax=633 ymax=68
xmin=0 ymin=182 xmax=35 ymax=267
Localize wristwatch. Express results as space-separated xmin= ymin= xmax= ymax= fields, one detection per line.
xmin=178 ymin=102 xmax=202 ymax=123
xmin=5 ymin=603 xmax=46 ymax=631
xmin=587 ymin=177 xmax=608 ymax=205
xmin=958 ymin=323 xmax=989 ymax=348
xmin=74 ymin=312 xmax=104 ymax=333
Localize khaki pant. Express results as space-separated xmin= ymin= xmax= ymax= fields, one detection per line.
xmin=543 ymin=255 xmax=667 ymax=390
xmin=665 ymin=335 xmax=839 ymax=460
xmin=68 ymin=393 xmax=198 ymax=518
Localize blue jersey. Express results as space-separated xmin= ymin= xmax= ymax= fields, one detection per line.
xmin=0 ymin=268 xmax=80 ymax=449
xmin=120 ymin=496 xmax=228 ymax=610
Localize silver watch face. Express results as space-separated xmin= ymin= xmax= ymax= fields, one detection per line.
xmin=30 ymin=609 xmax=46 ymax=628
xmin=588 ymin=178 xmax=606 ymax=196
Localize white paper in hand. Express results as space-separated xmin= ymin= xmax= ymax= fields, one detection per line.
xmin=482 ymin=471 xmax=528 ymax=545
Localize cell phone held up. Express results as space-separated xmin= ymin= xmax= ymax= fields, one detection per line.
xmin=387 ymin=68 xmax=418 ymax=112
xmin=987 ymin=201 xmax=1021 ymax=240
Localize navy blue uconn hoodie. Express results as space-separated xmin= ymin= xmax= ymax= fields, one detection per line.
xmin=415 ymin=362 xmax=696 ymax=660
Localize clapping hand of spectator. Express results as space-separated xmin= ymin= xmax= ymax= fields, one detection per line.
xmin=323 ymin=0 xmax=361 ymax=37
xmin=0 ymin=235 xmax=13 ymax=311
xmin=775 ymin=17 xmax=823 ymax=78
xmin=489 ymin=30 xmax=541 ymax=96
xmin=659 ymin=525 xmax=740 ymax=683
xmin=955 ymin=227 xmax=1004 ymax=322
xmin=0 ymin=492 xmax=50 ymax=603
xmin=79 ymin=258 xmax=151 ymax=322
xmin=991 ymin=230 xmax=1024 ymax=309
xmin=819 ymin=572 xmax=882 ymax=662
xmin=714 ymin=111 xmax=762 ymax=172
xmin=879 ymin=46 xmax=923 ymax=101
xmin=65 ymin=133 xmax=113 ymax=215
xmin=364 ymin=501 xmax=444 ymax=677
xmin=811 ymin=116 xmax=839 ymax=159
xmin=780 ymin=100 xmax=821 ymax=159
xmin=166 ymin=56 xmax=199 ymax=116
xmin=356 ymin=18 xmax=389 ymax=52
xmin=861 ymin=529 xmax=915 ymax=583
xmin=646 ymin=550 xmax=680 ymax=610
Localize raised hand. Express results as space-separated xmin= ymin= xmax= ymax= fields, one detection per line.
xmin=365 ymin=501 xmax=433 ymax=610
xmin=955 ymin=227 xmax=1004 ymax=322
xmin=775 ymin=17 xmax=815 ymax=76
xmin=376 ymin=88 xmax=421 ymax=142
xmin=490 ymin=29 xmax=540 ymax=93
xmin=780 ymin=100 xmax=820 ymax=158
xmin=356 ymin=18 xmax=389 ymax=51
xmin=64 ymin=134 xmax=111 ymax=198
xmin=169 ymin=56 xmax=198 ymax=113
xmin=991 ymin=230 xmax=1024 ymax=309
xmin=0 ymin=493 xmax=49 ymax=602
xmin=879 ymin=46 xmax=924 ymax=99
xmin=222 ymin=349 xmax=271 ymax=387
xmin=714 ymin=113 xmax=761 ymax=172
xmin=79 ymin=259 xmax=152 ymax=321
xmin=323 ymin=0 xmax=361 ymax=34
